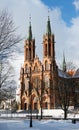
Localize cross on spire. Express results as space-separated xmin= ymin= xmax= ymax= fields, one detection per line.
xmin=46 ymin=9 xmax=51 ymax=35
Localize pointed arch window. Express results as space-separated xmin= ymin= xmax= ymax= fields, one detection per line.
xmin=44 ymin=44 xmax=47 ymax=56
xmin=26 ymin=48 xmax=29 ymax=60
xmin=34 ymin=64 xmax=38 ymax=72
xmin=49 ymin=43 xmax=51 ymax=56
xmin=44 ymin=75 xmax=50 ymax=88
xmin=45 ymin=61 xmax=49 ymax=70
xmin=25 ymin=64 xmax=30 ymax=73
xmin=33 ymin=78 xmax=38 ymax=88
xmin=29 ymin=42 xmax=31 ymax=60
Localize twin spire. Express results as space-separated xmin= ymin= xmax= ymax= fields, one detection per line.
xmin=26 ymin=16 xmax=67 ymax=73
xmin=27 ymin=15 xmax=51 ymax=40
xmin=27 ymin=16 xmax=32 ymax=40
xmin=46 ymin=16 xmax=51 ymax=35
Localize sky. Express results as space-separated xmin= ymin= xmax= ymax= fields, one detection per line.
xmin=41 ymin=0 xmax=77 ymax=25
xmin=0 ymin=0 xmax=79 ymax=80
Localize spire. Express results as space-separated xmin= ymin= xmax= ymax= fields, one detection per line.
xmin=46 ymin=13 xmax=51 ymax=35
xmin=27 ymin=16 xmax=32 ymax=40
xmin=62 ymin=52 xmax=66 ymax=72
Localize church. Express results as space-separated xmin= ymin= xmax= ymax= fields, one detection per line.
xmin=19 ymin=16 xmax=79 ymax=111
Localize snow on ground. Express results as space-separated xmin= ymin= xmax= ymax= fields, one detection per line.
xmin=0 ymin=109 xmax=79 ymax=130
xmin=0 ymin=119 xmax=79 ymax=130
xmin=1 ymin=109 xmax=79 ymax=119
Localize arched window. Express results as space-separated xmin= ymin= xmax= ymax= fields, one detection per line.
xmin=45 ymin=61 xmax=49 ymax=70
xmin=34 ymin=64 xmax=38 ymax=72
xmin=33 ymin=77 xmax=40 ymax=88
xmin=44 ymin=75 xmax=50 ymax=88
xmin=49 ymin=43 xmax=51 ymax=56
xmin=44 ymin=44 xmax=47 ymax=56
xmin=25 ymin=64 xmax=29 ymax=73
xmin=26 ymin=48 xmax=29 ymax=60
xmin=29 ymin=42 xmax=31 ymax=60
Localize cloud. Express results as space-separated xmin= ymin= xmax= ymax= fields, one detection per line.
xmin=66 ymin=17 xmax=79 ymax=66
xmin=73 ymin=0 xmax=79 ymax=11
xmin=0 ymin=0 xmax=79 ymax=81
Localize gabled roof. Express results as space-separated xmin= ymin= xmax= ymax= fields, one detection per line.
xmin=58 ymin=69 xmax=69 ymax=78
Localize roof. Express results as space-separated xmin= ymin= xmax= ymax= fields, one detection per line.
xmin=58 ymin=69 xmax=69 ymax=78
xmin=73 ymin=69 xmax=79 ymax=78
xmin=58 ymin=68 xmax=79 ymax=79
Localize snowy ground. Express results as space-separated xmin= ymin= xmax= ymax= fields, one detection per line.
xmin=0 ymin=109 xmax=79 ymax=130
xmin=0 ymin=108 xmax=79 ymax=119
xmin=0 ymin=118 xmax=79 ymax=130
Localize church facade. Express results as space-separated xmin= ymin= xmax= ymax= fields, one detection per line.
xmin=19 ymin=16 xmax=79 ymax=111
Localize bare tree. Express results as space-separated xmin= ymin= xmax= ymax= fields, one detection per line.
xmin=0 ymin=61 xmax=16 ymax=103
xmin=0 ymin=10 xmax=21 ymax=60
xmin=0 ymin=10 xmax=21 ymax=104
xmin=66 ymin=61 xmax=76 ymax=76
xmin=58 ymin=77 xmax=74 ymax=119
xmin=58 ymin=58 xmax=77 ymax=119
xmin=60 ymin=60 xmax=76 ymax=75
xmin=66 ymin=61 xmax=76 ymax=71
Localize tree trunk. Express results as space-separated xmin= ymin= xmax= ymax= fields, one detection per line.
xmin=64 ymin=108 xmax=67 ymax=120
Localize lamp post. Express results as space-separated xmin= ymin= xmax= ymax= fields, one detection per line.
xmin=40 ymin=65 xmax=43 ymax=119
xmin=36 ymin=97 xmax=38 ymax=119
xmin=26 ymin=67 xmax=32 ymax=127
xmin=10 ymin=87 xmax=12 ymax=118
xmin=29 ymin=80 xmax=32 ymax=127
xmin=0 ymin=56 xmax=2 ymax=105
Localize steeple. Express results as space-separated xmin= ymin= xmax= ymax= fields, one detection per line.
xmin=62 ymin=52 xmax=66 ymax=72
xmin=46 ymin=15 xmax=51 ymax=35
xmin=43 ymin=14 xmax=55 ymax=60
xmin=24 ymin=17 xmax=35 ymax=62
xmin=27 ymin=17 xmax=32 ymax=40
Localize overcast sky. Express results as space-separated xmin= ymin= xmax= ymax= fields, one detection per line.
xmin=0 ymin=0 xmax=79 ymax=80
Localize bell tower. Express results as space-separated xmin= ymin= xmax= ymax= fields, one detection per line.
xmin=42 ymin=16 xmax=59 ymax=109
xmin=24 ymin=19 xmax=35 ymax=62
xmin=43 ymin=16 xmax=55 ymax=61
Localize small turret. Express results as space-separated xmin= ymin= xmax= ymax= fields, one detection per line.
xmin=62 ymin=52 xmax=66 ymax=72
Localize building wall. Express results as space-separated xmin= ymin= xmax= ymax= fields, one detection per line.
xmin=20 ymin=55 xmax=59 ymax=110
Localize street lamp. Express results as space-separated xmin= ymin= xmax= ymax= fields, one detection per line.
xmin=26 ymin=67 xmax=32 ymax=127
xmin=40 ymin=65 xmax=44 ymax=119
xmin=29 ymin=81 xmax=32 ymax=127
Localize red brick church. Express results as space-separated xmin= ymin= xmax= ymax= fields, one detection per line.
xmin=19 ymin=16 xmax=79 ymax=111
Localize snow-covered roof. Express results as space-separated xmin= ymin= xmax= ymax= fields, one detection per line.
xmin=58 ymin=69 xmax=69 ymax=78
xmin=73 ymin=68 xmax=79 ymax=78
xmin=58 ymin=68 xmax=79 ymax=79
